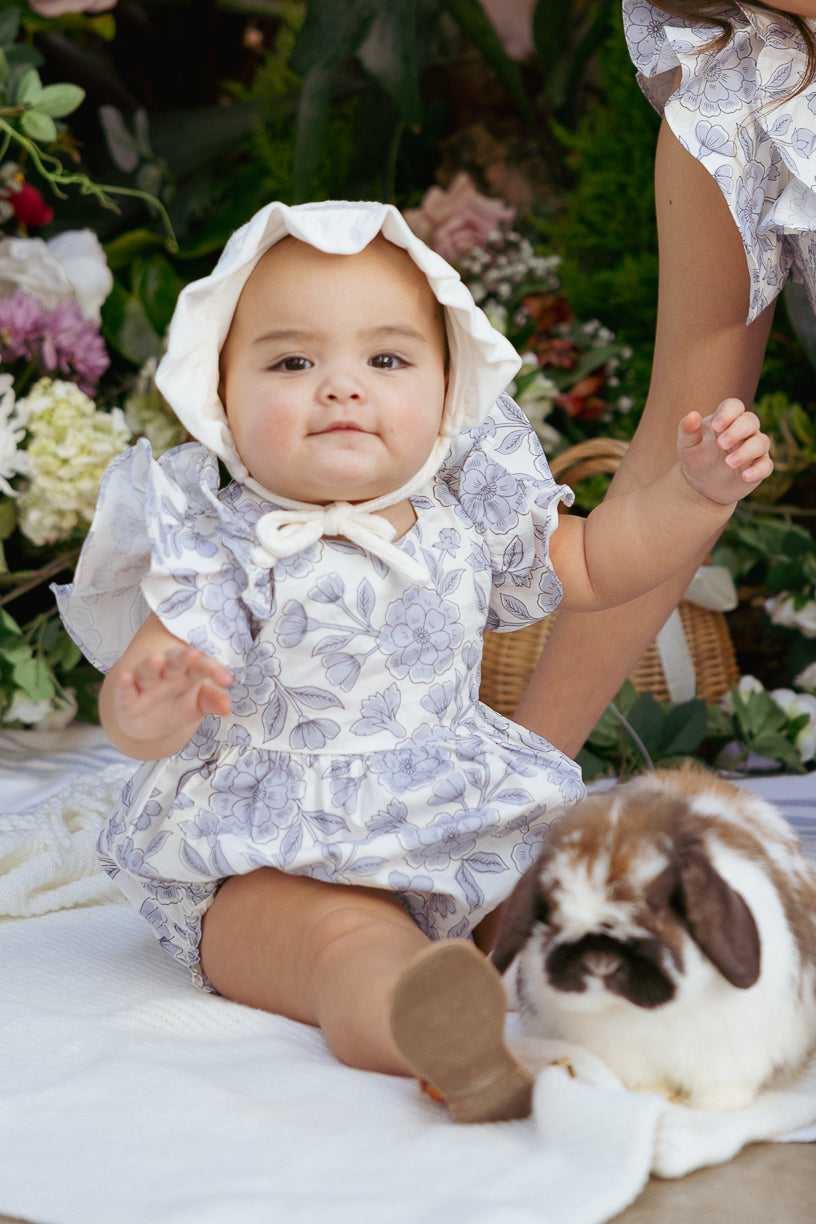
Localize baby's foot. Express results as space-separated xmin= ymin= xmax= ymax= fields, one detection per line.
xmin=390 ymin=940 xmax=534 ymax=1123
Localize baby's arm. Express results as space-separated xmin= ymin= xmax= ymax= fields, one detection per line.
xmin=551 ymin=398 xmax=772 ymax=612
xmin=99 ymin=611 xmax=234 ymax=760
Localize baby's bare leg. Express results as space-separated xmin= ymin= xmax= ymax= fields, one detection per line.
xmin=199 ymin=868 xmax=430 ymax=1074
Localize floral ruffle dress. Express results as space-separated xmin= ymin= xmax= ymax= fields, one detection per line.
xmin=623 ymin=1 xmax=816 ymax=322
xmin=56 ymin=395 xmax=583 ymax=987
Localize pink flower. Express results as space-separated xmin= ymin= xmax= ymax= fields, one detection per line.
xmin=0 ymin=290 xmax=109 ymax=395
xmin=29 ymin=0 xmax=116 ymax=15
xmin=404 ymin=173 xmax=515 ymax=264
xmin=0 ymin=291 xmax=43 ymax=362
xmin=478 ymin=0 xmax=536 ymax=60
xmin=39 ymin=298 xmax=109 ymax=394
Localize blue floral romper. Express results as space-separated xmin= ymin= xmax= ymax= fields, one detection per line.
xmin=623 ymin=1 xmax=816 ymax=323
xmin=56 ymin=395 xmax=584 ymax=988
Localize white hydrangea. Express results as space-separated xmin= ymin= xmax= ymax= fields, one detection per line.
xmin=0 ymin=372 xmax=26 ymax=496
xmin=15 ymin=378 xmax=131 ymax=547
xmin=765 ymin=594 xmax=816 ymax=638
xmin=769 ymin=688 xmax=816 ymax=763
xmin=719 ymin=673 xmax=765 ymax=715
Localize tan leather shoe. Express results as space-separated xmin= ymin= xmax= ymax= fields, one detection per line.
xmin=390 ymin=939 xmax=534 ymax=1123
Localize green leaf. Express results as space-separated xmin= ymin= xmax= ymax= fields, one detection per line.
xmin=20 ymin=108 xmax=57 ymax=143
xmin=11 ymin=653 xmax=55 ymax=704
xmin=0 ymin=606 xmax=22 ymax=641
xmin=357 ymin=3 xmax=421 ymax=126
xmin=34 ymin=81 xmax=84 ymax=118
xmin=131 ymin=253 xmax=184 ymax=337
xmin=0 ymin=8 xmax=19 ymax=50
xmin=659 ymin=699 xmax=709 ymax=757
xmin=290 ymin=0 xmax=377 ymax=201
xmin=101 ymin=281 xmax=163 ymax=365
xmin=15 ymin=66 xmax=41 ymax=106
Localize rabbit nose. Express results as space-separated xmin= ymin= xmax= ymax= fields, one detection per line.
xmin=582 ymin=949 xmax=623 ymax=979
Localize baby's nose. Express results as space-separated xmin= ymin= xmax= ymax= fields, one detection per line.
xmin=318 ymin=370 xmax=365 ymax=403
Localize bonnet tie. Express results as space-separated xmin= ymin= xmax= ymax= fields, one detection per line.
xmin=252 ymin=501 xmax=428 ymax=583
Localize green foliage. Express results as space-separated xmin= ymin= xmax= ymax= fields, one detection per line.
xmin=538 ymin=8 xmax=660 ymax=354
xmin=578 ymin=682 xmax=711 ymax=780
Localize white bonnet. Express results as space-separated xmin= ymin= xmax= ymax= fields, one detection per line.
xmin=155 ymin=199 xmax=522 ymax=485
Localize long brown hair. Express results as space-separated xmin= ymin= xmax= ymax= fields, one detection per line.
xmin=651 ymin=3 xmax=816 ymax=94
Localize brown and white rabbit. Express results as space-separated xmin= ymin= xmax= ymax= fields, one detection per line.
xmin=493 ymin=763 xmax=816 ymax=1110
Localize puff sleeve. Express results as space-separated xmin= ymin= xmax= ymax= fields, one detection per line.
xmin=437 ymin=394 xmax=574 ymax=631
xmin=53 ymin=440 xmax=272 ymax=673
xmin=623 ymin=0 xmax=816 ymax=323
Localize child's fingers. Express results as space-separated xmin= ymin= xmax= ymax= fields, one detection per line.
xmin=716 ymin=410 xmax=763 ymax=453
xmin=709 ymin=396 xmax=748 ymax=433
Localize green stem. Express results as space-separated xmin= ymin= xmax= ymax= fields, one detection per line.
xmin=0 ymin=118 xmax=178 ymax=251
xmin=0 ymin=548 xmax=80 ymax=608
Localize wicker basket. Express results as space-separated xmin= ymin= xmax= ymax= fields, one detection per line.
xmin=479 ymin=438 xmax=739 ymax=718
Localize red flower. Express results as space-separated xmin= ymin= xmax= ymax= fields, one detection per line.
xmin=9 ymin=182 xmax=54 ymax=228
xmin=556 ymin=372 xmax=608 ymax=420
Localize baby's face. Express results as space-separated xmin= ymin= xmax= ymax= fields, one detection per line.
xmin=219 ymin=235 xmax=448 ymax=505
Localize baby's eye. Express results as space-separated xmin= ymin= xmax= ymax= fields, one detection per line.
xmin=369 ymin=352 xmax=408 ymax=370
xmin=272 ymin=355 xmax=313 ymax=373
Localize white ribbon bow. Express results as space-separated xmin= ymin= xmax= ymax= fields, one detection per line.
xmin=251 ymin=502 xmax=427 ymax=583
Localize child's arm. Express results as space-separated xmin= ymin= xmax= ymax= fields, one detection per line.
xmin=550 ymin=398 xmax=771 ymax=612
xmin=99 ymin=611 xmax=234 ymax=760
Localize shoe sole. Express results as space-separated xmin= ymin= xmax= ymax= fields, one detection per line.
xmin=390 ymin=940 xmax=534 ymax=1123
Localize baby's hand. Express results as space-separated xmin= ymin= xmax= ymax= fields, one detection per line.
xmin=113 ymin=646 xmax=233 ymax=743
xmin=677 ymin=398 xmax=773 ymax=505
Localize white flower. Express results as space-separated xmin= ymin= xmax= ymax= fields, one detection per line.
xmin=794 ymin=661 xmax=816 ymax=692
xmin=770 ymin=688 xmax=816 ymax=762
xmin=15 ymin=378 xmax=131 ymax=546
xmin=720 ymin=673 xmax=765 ymax=714
xmin=0 ymin=230 xmax=113 ymax=322
xmin=2 ymin=687 xmax=78 ymax=729
xmin=765 ymin=594 xmax=816 ymax=638
xmin=0 ymin=373 xmax=26 ymax=496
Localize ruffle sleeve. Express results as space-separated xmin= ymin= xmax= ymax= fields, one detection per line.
xmin=622 ymin=0 xmax=816 ymax=322
xmin=53 ymin=439 xmax=274 ymax=673
xmin=437 ymin=394 xmax=574 ymax=631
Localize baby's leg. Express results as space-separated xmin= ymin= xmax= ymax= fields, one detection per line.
xmin=199 ymin=867 xmax=429 ymax=1074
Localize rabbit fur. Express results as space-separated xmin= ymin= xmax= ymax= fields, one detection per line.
xmin=493 ymin=763 xmax=816 ymax=1111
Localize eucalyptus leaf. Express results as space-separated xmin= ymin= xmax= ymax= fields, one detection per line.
xmin=15 ymin=67 xmax=41 ymax=107
xmin=20 ymin=109 xmax=57 ymax=143
xmin=35 ymin=82 xmax=84 ymax=118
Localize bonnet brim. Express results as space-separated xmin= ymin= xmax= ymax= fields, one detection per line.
xmin=154 ymin=200 xmax=522 ymax=485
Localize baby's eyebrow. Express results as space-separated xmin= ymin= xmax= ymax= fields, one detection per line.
xmin=251 ymin=324 xmax=431 ymax=346
xmin=359 ymin=324 xmax=431 ymax=345
xmin=251 ymin=327 xmax=313 ymax=346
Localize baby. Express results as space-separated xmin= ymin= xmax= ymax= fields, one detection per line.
xmin=56 ymin=200 xmax=772 ymax=1123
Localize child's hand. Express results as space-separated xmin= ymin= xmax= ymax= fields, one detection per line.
xmin=112 ymin=646 xmax=233 ymax=743
xmin=677 ymin=398 xmax=773 ymax=505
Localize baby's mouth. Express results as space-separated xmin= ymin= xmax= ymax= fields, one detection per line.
xmin=314 ymin=421 xmax=367 ymax=434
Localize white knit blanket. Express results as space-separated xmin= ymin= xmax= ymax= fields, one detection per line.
xmin=1 ymin=730 xmax=814 ymax=1224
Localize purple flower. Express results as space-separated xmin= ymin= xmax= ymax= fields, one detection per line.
xmin=0 ymin=290 xmax=109 ymax=395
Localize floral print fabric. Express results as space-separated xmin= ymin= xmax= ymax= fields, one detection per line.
xmin=623 ymin=1 xmax=816 ymax=322
xmin=56 ymin=395 xmax=583 ymax=987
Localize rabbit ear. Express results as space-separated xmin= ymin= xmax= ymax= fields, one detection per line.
xmin=492 ymin=860 xmax=549 ymax=974
xmin=676 ymin=842 xmax=761 ymax=988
